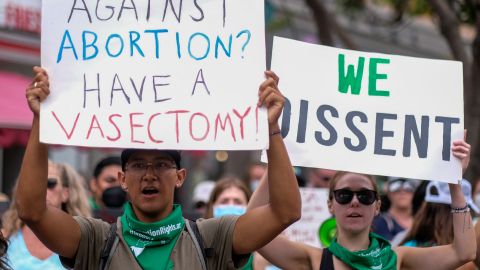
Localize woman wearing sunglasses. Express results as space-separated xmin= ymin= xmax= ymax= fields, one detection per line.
xmin=247 ymin=137 xmax=475 ymax=270
xmin=372 ymin=177 xmax=417 ymax=241
xmin=2 ymin=162 xmax=91 ymax=270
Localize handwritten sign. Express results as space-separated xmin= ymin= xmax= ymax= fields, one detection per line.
xmin=284 ymin=188 xmax=330 ymax=248
xmin=269 ymin=37 xmax=464 ymax=183
xmin=40 ymin=0 xmax=268 ymax=150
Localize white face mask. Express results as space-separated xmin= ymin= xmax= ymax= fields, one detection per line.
xmin=474 ymin=193 xmax=480 ymax=207
xmin=250 ymin=179 xmax=260 ymax=191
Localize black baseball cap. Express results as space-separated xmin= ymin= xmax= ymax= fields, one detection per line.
xmin=121 ymin=149 xmax=181 ymax=170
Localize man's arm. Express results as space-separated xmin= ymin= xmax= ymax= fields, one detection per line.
xmin=232 ymin=71 xmax=301 ymax=254
xmin=16 ymin=67 xmax=81 ymax=258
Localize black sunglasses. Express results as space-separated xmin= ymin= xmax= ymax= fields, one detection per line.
xmin=47 ymin=178 xmax=58 ymax=189
xmin=333 ymin=189 xmax=377 ymax=205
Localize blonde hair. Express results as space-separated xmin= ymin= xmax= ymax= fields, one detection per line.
xmin=2 ymin=162 xmax=91 ymax=238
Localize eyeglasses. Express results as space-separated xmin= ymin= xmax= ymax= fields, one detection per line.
xmin=388 ymin=180 xmax=415 ymax=193
xmin=333 ymin=189 xmax=377 ymax=205
xmin=47 ymin=178 xmax=58 ymax=189
xmin=125 ymin=161 xmax=177 ymax=176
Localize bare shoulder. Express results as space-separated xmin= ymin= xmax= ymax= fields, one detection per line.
xmin=306 ymin=245 xmax=323 ymax=270
xmin=394 ymin=246 xmax=411 ymax=268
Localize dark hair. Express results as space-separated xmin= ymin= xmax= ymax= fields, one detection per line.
xmin=93 ymin=156 xmax=121 ymax=178
xmin=0 ymin=231 xmax=10 ymax=270
xmin=204 ymin=176 xmax=252 ymax=219
xmin=120 ymin=149 xmax=181 ymax=170
xmin=400 ymin=202 xmax=456 ymax=246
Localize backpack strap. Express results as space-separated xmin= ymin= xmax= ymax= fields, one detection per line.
xmin=185 ymin=219 xmax=213 ymax=270
xmin=99 ymin=222 xmax=119 ymax=270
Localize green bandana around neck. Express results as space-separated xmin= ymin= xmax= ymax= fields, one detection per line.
xmin=328 ymin=232 xmax=397 ymax=270
xmin=121 ymin=202 xmax=185 ymax=270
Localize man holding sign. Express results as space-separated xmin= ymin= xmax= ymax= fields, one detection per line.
xmin=16 ymin=67 xmax=300 ymax=270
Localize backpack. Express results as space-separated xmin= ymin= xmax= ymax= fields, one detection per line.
xmin=99 ymin=219 xmax=214 ymax=270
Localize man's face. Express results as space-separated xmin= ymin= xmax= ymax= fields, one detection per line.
xmin=119 ymin=150 xmax=186 ymax=222
xmin=91 ymin=164 xmax=122 ymax=202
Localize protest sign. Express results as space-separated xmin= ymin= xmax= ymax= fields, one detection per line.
xmin=284 ymin=188 xmax=330 ymax=248
xmin=268 ymin=37 xmax=464 ymax=183
xmin=40 ymin=0 xmax=267 ymax=150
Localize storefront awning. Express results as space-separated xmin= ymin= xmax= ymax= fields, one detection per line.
xmin=0 ymin=71 xmax=32 ymax=130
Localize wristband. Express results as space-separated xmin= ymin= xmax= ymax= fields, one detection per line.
xmin=451 ymin=203 xmax=470 ymax=213
xmin=269 ymin=130 xmax=281 ymax=137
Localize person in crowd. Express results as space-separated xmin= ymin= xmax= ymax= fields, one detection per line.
xmin=15 ymin=67 xmax=301 ymax=270
xmin=89 ymin=156 xmax=126 ymax=223
xmin=246 ymin=162 xmax=267 ymax=191
xmin=192 ymin=180 xmax=216 ymax=218
xmin=306 ymin=168 xmax=336 ymax=188
xmin=372 ymin=177 xmax=417 ymax=240
xmin=3 ymin=161 xmax=91 ymax=270
xmin=400 ymin=179 xmax=479 ymax=247
xmin=0 ymin=231 xmax=10 ymax=270
xmin=204 ymin=176 xmax=276 ymax=270
xmin=247 ymin=133 xmax=476 ymax=270
xmin=204 ymin=176 xmax=251 ymax=220
xmin=89 ymin=156 xmax=122 ymax=211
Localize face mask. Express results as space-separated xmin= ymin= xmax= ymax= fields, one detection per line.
xmin=475 ymin=193 xmax=480 ymax=207
xmin=102 ymin=186 xmax=127 ymax=208
xmin=213 ymin=205 xmax=247 ymax=218
xmin=250 ymin=179 xmax=260 ymax=191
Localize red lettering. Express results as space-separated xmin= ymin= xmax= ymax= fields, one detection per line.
xmin=189 ymin=113 xmax=210 ymax=141
xmin=86 ymin=114 xmax=105 ymax=140
xmin=148 ymin=113 xmax=163 ymax=144
xmin=214 ymin=113 xmax=236 ymax=142
xmin=233 ymin=106 xmax=251 ymax=140
xmin=5 ymin=4 xmax=41 ymax=33
xmin=107 ymin=114 xmax=122 ymax=142
xmin=166 ymin=110 xmax=189 ymax=143
xmin=129 ymin=113 xmax=145 ymax=144
xmin=51 ymin=111 xmax=80 ymax=140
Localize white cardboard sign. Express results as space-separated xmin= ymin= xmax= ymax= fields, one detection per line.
xmin=40 ymin=0 xmax=268 ymax=150
xmin=269 ymin=37 xmax=464 ymax=183
xmin=284 ymin=188 xmax=331 ymax=248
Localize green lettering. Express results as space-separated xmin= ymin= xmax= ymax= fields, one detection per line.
xmin=338 ymin=54 xmax=365 ymax=95
xmin=368 ymin=58 xmax=390 ymax=96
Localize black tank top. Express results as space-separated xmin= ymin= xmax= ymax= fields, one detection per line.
xmin=320 ymin=248 xmax=334 ymax=270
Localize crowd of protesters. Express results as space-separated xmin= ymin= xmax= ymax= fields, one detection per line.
xmin=0 ymin=66 xmax=476 ymax=270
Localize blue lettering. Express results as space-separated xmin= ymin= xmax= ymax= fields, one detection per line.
xmin=129 ymin=31 xmax=144 ymax=57
xmin=188 ymin=32 xmax=210 ymax=61
xmin=105 ymin=34 xmax=124 ymax=58
xmin=145 ymin=29 xmax=169 ymax=59
xmin=82 ymin=31 xmax=98 ymax=60
xmin=215 ymin=34 xmax=232 ymax=58
xmin=57 ymin=30 xmax=78 ymax=63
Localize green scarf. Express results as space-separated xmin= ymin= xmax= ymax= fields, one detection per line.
xmin=328 ymin=233 xmax=397 ymax=270
xmin=121 ymin=203 xmax=185 ymax=270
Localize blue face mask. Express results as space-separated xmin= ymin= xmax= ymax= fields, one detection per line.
xmin=213 ymin=205 xmax=247 ymax=218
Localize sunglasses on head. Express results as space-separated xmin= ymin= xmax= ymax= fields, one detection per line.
xmin=388 ymin=180 xmax=415 ymax=193
xmin=333 ymin=189 xmax=377 ymax=205
xmin=47 ymin=178 xmax=58 ymax=189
